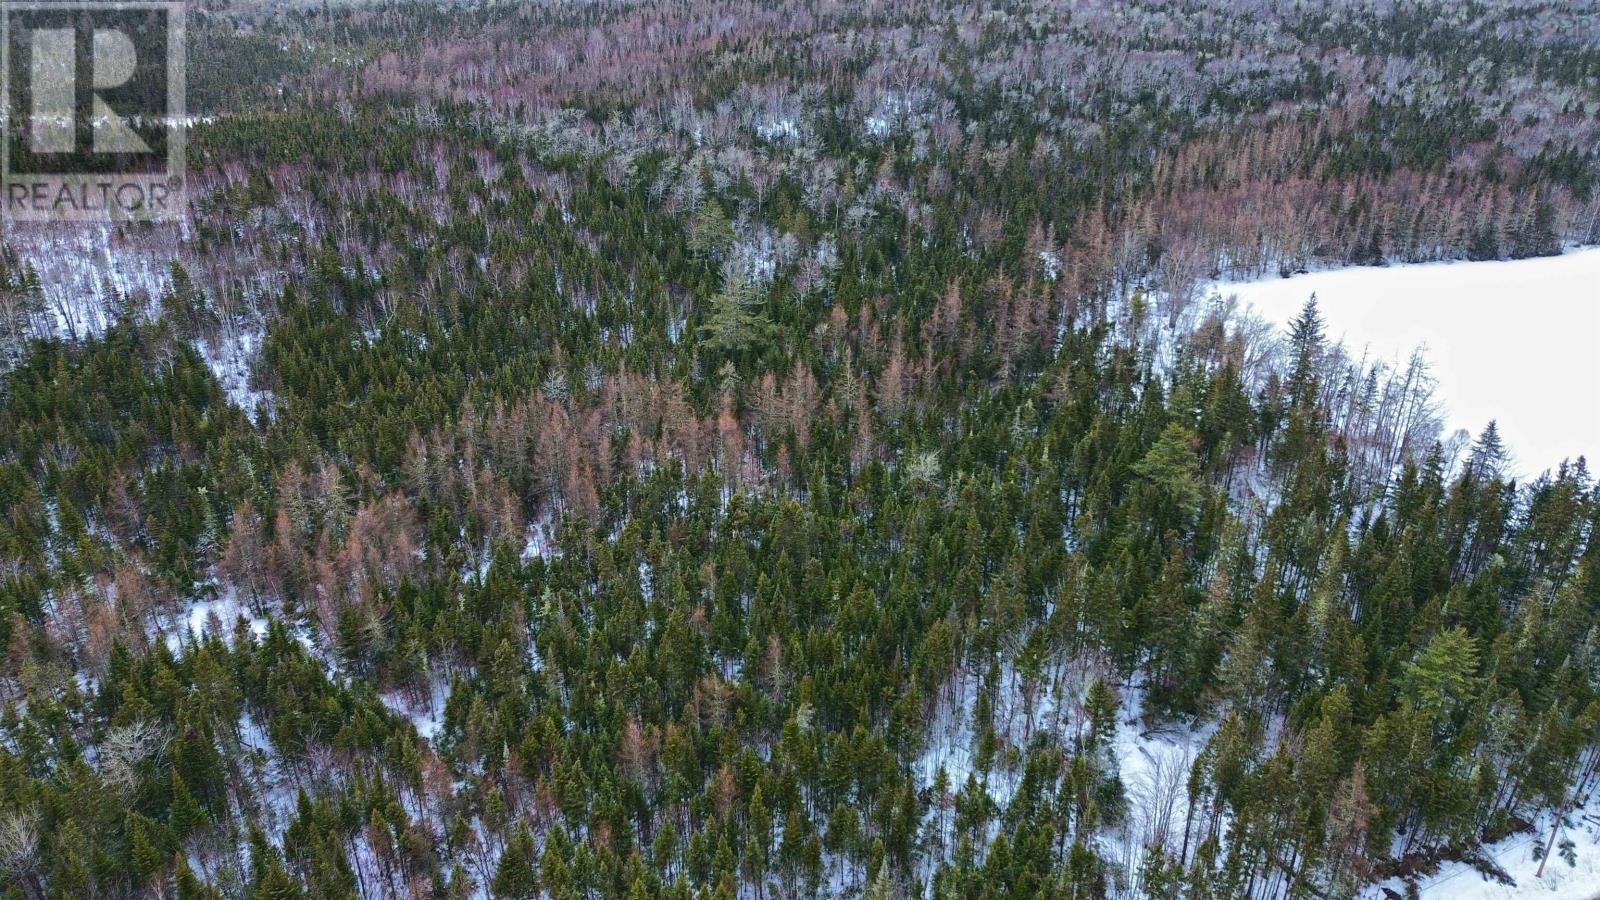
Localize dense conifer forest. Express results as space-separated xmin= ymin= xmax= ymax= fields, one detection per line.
xmin=0 ymin=1 xmax=1597 ymax=897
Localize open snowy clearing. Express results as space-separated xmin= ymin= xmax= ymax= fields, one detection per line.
xmin=1211 ymin=248 xmax=1600 ymax=479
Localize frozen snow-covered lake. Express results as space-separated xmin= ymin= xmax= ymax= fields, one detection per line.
xmin=1212 ymin=248 xmax=1600 ymax=479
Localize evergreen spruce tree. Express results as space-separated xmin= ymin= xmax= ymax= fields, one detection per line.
xmin=700 ymin=275 xmax=773 ymax=356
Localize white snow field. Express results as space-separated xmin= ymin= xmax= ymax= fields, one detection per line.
xmin=1212 ymin=248 xmax=1600 ymax=479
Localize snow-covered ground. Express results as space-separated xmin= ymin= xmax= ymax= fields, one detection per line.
xmin=197 ymin=328 xmax=271 ymax=416
xmin=9 ymin=224 xmax=178 ymax=338
xmin=381 ymin=674 xmax=451 ymax=742
xmin=913 ymin=656 xmax=1210 ymax=898
xmin=1211 ymin=248 xmax=1600 ymax=479
xmin=159 ymin=584 xmax=268 ymax=652
xmin=1111 ymin=688 xmax=1212 ymax=876
xmin=1363 ymin=792 xmax=1600 ymax=900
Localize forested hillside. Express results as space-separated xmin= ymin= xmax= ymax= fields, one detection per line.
xmin=0 ymin=1 xmax=1597 ymax=898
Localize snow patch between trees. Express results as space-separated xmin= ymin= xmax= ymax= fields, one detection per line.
xmin=1363 ymin=791 xmax=1600 ymax=900
xmin=197 ymin=328 xmax=272 ymax=417
xmin=160 ymin=585 xmax=268 ymax=653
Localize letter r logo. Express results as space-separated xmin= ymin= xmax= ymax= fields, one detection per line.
xmin=28 ymin=24 xmax=150 ymax=154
